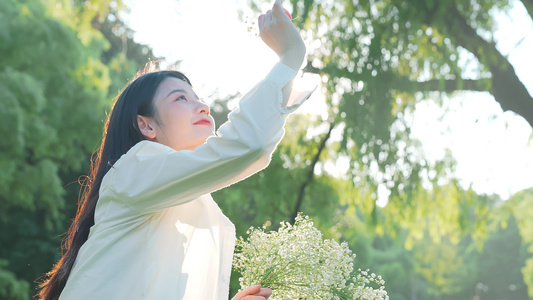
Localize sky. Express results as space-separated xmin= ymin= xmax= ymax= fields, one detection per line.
xmin=122 ymin=0 xmax=533 ymax=200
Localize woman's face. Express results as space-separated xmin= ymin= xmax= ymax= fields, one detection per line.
xmin=138 ymin=76 xmax=215 ymax=151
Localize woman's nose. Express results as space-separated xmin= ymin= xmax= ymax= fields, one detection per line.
xmin=197 ymin=100 xmax=210 ymax=115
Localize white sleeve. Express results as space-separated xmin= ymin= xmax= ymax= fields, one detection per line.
xmin=104 ymin=62 xmax=313 ymax=214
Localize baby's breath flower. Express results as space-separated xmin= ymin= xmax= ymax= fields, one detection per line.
xmin=233 ymin=214 xmax=389 ymax=300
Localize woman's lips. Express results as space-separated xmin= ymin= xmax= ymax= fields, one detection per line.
xmin=194 ymin=119 xmax=211 ymax=125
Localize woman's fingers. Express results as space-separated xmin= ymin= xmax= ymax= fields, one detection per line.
xmin=257 ymin=9 xmax=273 ymax=34
xmin=257 ymin=0 xmax=305 ymax=69
xmin=232 ymin=285 xmax=273 ymax=300
xmin=257 ymin=287 xmax=272 ymax=298
xmin=232 ymin=285 xmax=262 ymax=300
xmin=272 ymin=0 xmax=284 ymax=19
xmin=265 ymin=9 xmax=273 ymax=23
xmin=258 ymin=14 xmax=265 ymax=32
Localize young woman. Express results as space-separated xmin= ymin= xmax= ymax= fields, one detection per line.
xmin=38 ymin=0 xmax=311 ymax=299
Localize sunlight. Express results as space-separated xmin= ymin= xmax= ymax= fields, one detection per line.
xmin=122 ymin=0 xmax=533 ymax=200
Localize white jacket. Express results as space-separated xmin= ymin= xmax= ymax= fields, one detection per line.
xmin=59 ymin=62 xmax=313 ymax=300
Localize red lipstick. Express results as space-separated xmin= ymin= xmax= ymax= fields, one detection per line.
xmin=193 ymin=118 xmax=211 ymax=125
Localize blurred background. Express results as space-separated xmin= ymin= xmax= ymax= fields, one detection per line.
xmin=1 ymin=0 xmax=533 ymax=299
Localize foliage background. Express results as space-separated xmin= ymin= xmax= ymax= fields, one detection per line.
xmin=0 ymin=0 xmax=532 ymax=299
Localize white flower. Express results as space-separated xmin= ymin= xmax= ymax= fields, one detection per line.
xmin=233 ymin=214 xmax=389 ymax=300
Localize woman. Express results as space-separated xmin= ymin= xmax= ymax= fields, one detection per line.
xmin=38 ymin=0 xmax=310 ymax=299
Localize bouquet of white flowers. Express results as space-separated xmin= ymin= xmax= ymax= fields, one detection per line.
xmin=233 ymin=214 xmax=389 ymax=300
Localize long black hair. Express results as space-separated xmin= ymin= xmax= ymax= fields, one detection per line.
xmin=37 ymin=66 xmax=192 ymax=300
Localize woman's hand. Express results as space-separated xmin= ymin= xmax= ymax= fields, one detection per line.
xmin=232 ymin=284 xmax=273 ymax=300
xmin=258 ymin=0 xmax=306 ymax=70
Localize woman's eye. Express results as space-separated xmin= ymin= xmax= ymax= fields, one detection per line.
xmin=176 ymin=95 xmax=187 ymax=101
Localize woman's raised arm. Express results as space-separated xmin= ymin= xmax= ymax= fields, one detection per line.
xmin=98 ymin=0 xmax=311 ymax=216
xmin=258 ymin=0 xmax=307 ymax=108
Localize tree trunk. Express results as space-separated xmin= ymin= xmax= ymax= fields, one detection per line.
xmin=290 ymin=122 xmax=334 ymax=224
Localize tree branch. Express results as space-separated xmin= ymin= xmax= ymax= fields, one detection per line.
xmin=303 ymin=61 xmax=488 ymax=94
xmin=303 ymin=2 xmax=533 ymax=127
xmin=290 ymin=121 xmax=334 ymax=224
xmin=390 ymin=77 xmax=488 ymax=94
xmin=440 ymin=4 xmax=533 ymax=127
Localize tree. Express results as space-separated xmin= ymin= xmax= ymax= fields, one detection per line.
xmin=0 ymin=0 xmax=155 ymax=298
xmin=241 ymin=0 xmax=532 ymax=254
xmin=507 ymin=188 xmax=533 ymax=298
xmin=291 ymin=0 xmax=532 ymax=122
xmin=0 ymin=0 xmax=105 ymax=297
xmin=471 ymin=213 xmax=530 ymax=300
xmin=236 ymin=0 xmax=533 ymax=297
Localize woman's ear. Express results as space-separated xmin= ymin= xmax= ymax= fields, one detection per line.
xmin=137 ymin=115 xmax=157 ymax=140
